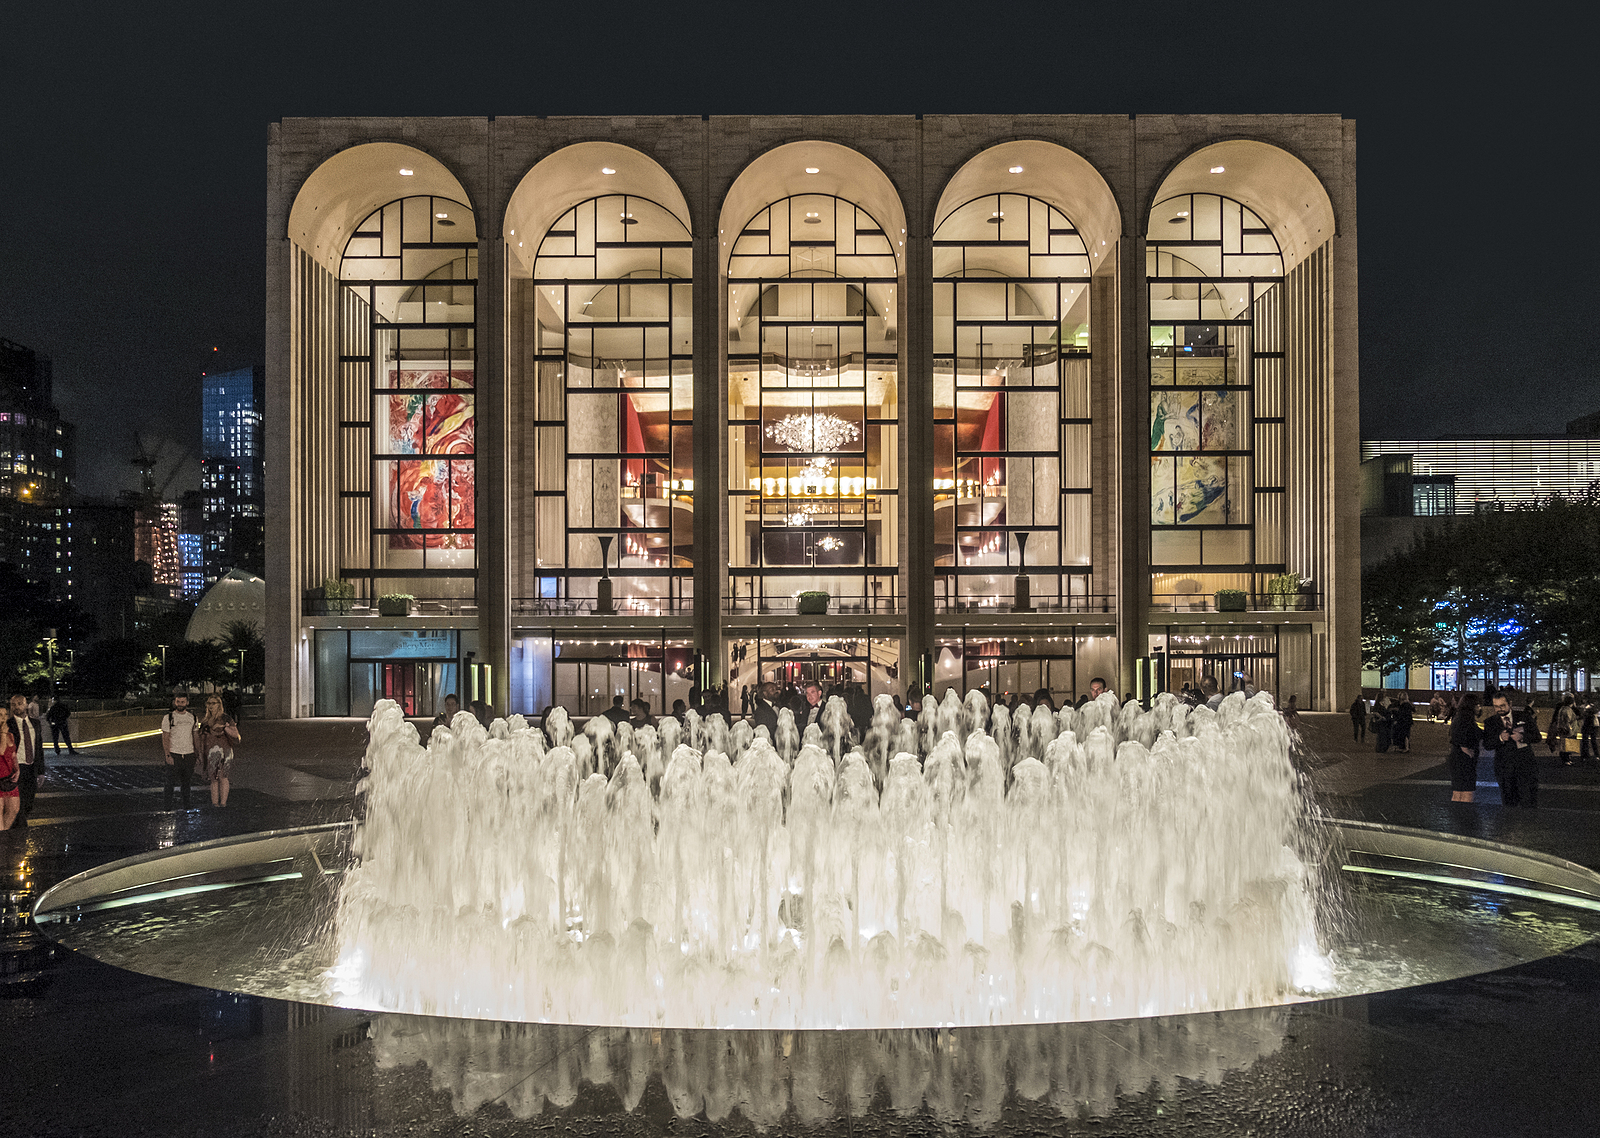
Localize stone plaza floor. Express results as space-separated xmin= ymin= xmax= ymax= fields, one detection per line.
xmin=3 ymin=712 xmax=1599 ymax=1136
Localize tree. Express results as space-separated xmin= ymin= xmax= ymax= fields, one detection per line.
xmin=218 ymin=620 xmax=265 ymax=688
xmin=1363 ymin=485 xmax=1600 ymax=690
xmin=72 ymin=638 xmax=153 ymax=699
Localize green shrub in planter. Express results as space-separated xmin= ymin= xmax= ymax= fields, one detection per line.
xmin=1214 ymin=589 xmax=1247 ymax=612
xmin=378 ymin=593 xmax=415 ymax=617
xmin=324 ymin=575 xmax=355 ymax=614
xmin=1267 ymin=573 xmax=1301 ymax=610
xmin=796 ymin=591 xmax=830 ymax=615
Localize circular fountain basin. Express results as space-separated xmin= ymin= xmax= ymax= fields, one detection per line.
xmin=31 ymin=820 xmax=1600 ymax=1023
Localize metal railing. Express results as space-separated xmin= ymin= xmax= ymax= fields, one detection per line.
xmin=1151 ymin=592 xmax=1323 ymax=614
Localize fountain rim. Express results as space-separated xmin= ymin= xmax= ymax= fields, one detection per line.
xmin=30 ymin=818 xmax=1600 ymax=1026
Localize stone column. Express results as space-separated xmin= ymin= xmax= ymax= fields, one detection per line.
xmin=479 ymin=211 xmax=511 ymax=715
xmin=902 ymin=123 xmax=935 ymax=691
xmin=1116 ymin=236 xmax=1150 ymax=696
xmin=693 ymin=124 xmax=723 ymax=679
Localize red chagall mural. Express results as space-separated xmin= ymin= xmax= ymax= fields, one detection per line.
xmin=386 ymin=368 xmax=475 ymax=549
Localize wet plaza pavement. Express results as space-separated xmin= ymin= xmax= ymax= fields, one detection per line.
xmin=4 ymin=713 xmax=1600 ymax=1136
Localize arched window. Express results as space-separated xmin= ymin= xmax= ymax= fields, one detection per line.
xmin=1146 ymin=192 xmax=1285 ymax=609
xmin=339 ymin=195 xmax=478 ymax=589
xmin=931 ymin=193 xmax=1094 ymax=611
xmin=519 ymin=194 xmax=694 ymax=612
xmin=726 ymin=194 xmax=899 ymax=615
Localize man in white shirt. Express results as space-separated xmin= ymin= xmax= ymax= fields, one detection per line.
xmin=162 ymin=693 xmax=199 ymax=809
xmin=8 ymin=693 xmax=45 ymax=827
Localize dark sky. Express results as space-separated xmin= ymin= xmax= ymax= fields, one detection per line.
xmin=2 ymin=3 xmax=1592 ymax=498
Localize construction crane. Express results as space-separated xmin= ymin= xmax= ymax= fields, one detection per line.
xmin=129 ymin=432 xmax=193 ymax=506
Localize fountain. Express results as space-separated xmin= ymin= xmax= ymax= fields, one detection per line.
xmin=327 ymin=689 xmax=1328 ymax=1028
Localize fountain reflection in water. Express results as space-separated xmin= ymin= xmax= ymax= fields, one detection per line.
xmin=333 ymin=690 xmax=1329 ymax=1028
xmin=371 ymin=1007 xmax=1291 ymax=1128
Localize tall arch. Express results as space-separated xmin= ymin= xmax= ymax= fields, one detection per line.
xmin=501 ymin=145 xmax=697 ymax=716
xmin=285 ymin=143 xmax=480 ymax=719
xmin=288 ymin=142 xmax=473 ymax=276
xmin=1147 ymin=140 xmax=1335 ymax=272
xmin=719 ymin=145 xmax=908 ymax=701
xmin=1144 ymin=139 xmax=1337 ymax=706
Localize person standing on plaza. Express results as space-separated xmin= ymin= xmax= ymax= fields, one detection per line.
xmin=7 ymin=693 xmax=45 ymax=826
xmin=1428 ymin=693 xmax=1445 ymax=722
xmin=0 ymin=705 xmax=20 ymax=831
xmin=1487 ymin=690 xmax=1541 ymax=807
xmin=161 ymin=692 xmax=199 ymax=809
xmin=1391 ymin=692 xmax=1414 ymax=753
xmin=1447 ymin=692 xmax=1483 ymax=803
xmin=46 ymin=695 xmax=78 ymax=755
xmin=195 ymin=693 xmax=240 ymax=808
xmin=1550 ymin=692 xmax=1580 ymax=766
xmin=1581 ymin=697 xmax=1599 ymax=765
xmin=1371 ymin=696 xmax=1392 ymax=753
xmin=1348 ymin=694 xmax=1367 ymax=742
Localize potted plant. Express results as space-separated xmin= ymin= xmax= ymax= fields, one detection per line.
xmin=1214 ymin=589 xmax=1247 ymax=612
xmin=1267 ymin=573 xmax=1301 ymax=611
xmin=377 ymin=592 xmax=415 ymax=617
xmin=796 ymin=590 xmax=830 ymax=615
xmin=325 ymin=576 xmax=354 ymax=614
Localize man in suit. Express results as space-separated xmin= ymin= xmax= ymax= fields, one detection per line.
xmin=799 ymin=682 xmax=826 ymax=730
xmin=749 ymin=682 xmax=781 ymax=736
xmin=8 ymin=692 xmax=45 ymax=827
xmin=1488 ymin=690 xmax=1542 ymax=807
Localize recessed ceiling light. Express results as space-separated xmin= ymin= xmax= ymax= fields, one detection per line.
xmin=1009 ymin=165 xmax=1024 ymax=174
xmin=805 ymin=167 xmax=820 ymax=174
xmin=1210 ymin=166 xmax=1226 ymax=174
xmin=620 ymin=212 xmax=637 ymax=225
xmin=988 ymin=211 xmax=1004 ymax=224
xmin=435 ymin=212 xmax=448 ymax=219
xmin=399 ymin=168 xmax=414 ymax=176
xmin=601 ymin=167 xmax=616 ymax=175
xmin=804 ymin=212 xmax=821 ymax=224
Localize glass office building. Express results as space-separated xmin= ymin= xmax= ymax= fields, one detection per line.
xmin=267 ymin=116 xmax=1358 ymax=717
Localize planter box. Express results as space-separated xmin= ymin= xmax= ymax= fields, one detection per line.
xmin=377 ymin=598 xmax=413 ymax=617
xmin=796 ymin=595 xmax=830 ymax=615
xmin=1214 ymin=592 xmax=1248 ymax=612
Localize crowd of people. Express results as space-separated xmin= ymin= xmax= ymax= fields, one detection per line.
xmin=1345 ymin=687 xmax=1599 ymax=809
xmin=1 ymin=691 xmax=82 ymax=830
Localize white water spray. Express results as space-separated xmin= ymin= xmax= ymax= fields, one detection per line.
xmin=335 ymin=691 xmax=1327 ymax=1029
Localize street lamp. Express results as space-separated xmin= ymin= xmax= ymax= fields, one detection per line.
xmin=157 ymin=644 xmax=169 ymax=691
xmin=43 ymin=628 xmax=58 ymax=698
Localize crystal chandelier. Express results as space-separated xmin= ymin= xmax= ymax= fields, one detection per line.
xmin=765 ymin=412 xmax=859 ymax=454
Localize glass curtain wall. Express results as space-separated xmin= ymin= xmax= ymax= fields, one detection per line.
xmin=338 ymin=196 xmax=478 ymax=601
xmin=1146 ymin=193 xmax=1285 ymax=610
xmin=727 ymin=195 xmax=900 ymax=614
xmin=932 ymin=195 xmax=1093 ymax=611
xmin=522 ymin=196 xmax=694 ymax=613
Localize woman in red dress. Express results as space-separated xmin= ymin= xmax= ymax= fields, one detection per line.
xmin=0 ymin=704 xmax=20 ymax=831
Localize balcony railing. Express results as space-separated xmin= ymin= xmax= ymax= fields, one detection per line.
xmin=1151 ymin=592 xmax=1323 ymax=614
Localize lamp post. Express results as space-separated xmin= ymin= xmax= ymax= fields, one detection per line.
xmin=158 ymin=644 xmax=169 ymax=692
xmin=43 ymin=628 xmax=58 ymax=698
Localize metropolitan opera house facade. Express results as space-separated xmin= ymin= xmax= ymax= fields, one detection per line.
xmin=264 ymin=114 xmax=1358 ymax=720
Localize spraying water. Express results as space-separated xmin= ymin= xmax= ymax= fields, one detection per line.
xmin=334 ymin=690 xmax=1328 ymax=1029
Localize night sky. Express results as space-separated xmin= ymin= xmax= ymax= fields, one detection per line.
xmin=2 ymin=3 xmax=1591 ymax=498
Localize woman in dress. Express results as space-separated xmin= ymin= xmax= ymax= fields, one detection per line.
xmin=196 ymin=694 xmax=241 ymax=807
xmin=0 ymin=704 xmax=19 ymax=831
xmin=1447 ymin=692 xmax=1483 ymax=803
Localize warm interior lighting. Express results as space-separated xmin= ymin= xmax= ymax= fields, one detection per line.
xmin=1210 ymin=165 xmax=1226 ymax=173
xmin=766 ymin=412 xmax=859 ymax=454
xmin=601 ymin=167 xmax=616 ymax=175
xmin=435 ymin=212 xmax=448 ymax=219
xmin=398 ymin=168 xmax=414 ymax=176
xmin=1009 ymin=165 xmax=1024 ymax=173
xmin=805 ymin=167 xmax=820 ymax=174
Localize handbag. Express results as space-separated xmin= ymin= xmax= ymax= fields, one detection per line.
xmin=0 ymin=750 xmax=17 ymax=794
